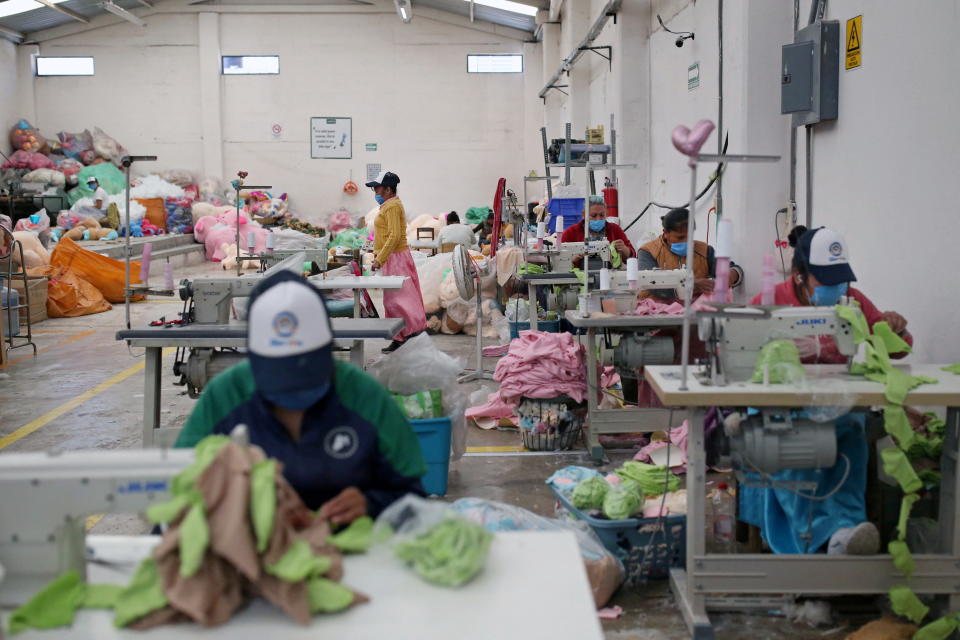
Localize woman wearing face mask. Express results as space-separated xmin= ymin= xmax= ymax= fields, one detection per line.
xmin=559 ymin=195 xmax=634 ymax=267
xmin=738 ymin=225 xmax=912 ymax=556
xmin=364 ymin=171 xmax=427 ymax=353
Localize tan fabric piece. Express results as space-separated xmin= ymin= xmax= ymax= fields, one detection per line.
xmin=845 ymin=616 xmax=918 ymax=640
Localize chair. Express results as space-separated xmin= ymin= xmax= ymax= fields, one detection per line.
xmin=417 ymin=227 xmax=437 ymax=255
xmin=440 ymin=242 xmax=457 ymax=254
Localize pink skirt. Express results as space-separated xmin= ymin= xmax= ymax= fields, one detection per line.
xmin=381 ymin=249 xmax=427 ymax=341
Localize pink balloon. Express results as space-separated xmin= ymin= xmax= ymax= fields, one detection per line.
xmin=671 ymin=120 xmax=716 ymax=166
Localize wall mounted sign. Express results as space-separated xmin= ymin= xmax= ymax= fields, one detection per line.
xmin=310 ymin=117 xmax=352 ymax=159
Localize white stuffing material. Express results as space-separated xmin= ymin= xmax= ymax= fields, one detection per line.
xmin=270 ymin=228 xmax=327 ymax=250
xmin=130 ymin=174 xmax=185 ymax=200
xmin=72 ymin=195 xmax=145 ymax=222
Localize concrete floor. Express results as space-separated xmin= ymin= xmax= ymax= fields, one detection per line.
xmin=0 ymin=259 xmax=867 ymax=638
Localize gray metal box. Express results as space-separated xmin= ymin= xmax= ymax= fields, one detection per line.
xmin=781 ymin=20 xmax=839 ymax=126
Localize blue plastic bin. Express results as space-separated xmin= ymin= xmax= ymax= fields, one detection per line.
xmin=410 ymin=417 xmax=452 ymax=496
xmin=551 ymin=486 xmax=686 ymax=582
xmin=509 ymin=319 xmax=561 ymax=340
xmin=546 ymin=198 xmax=585 ymax=234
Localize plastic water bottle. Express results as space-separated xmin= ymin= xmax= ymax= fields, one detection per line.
xmin=711 ymin=482 xmax=736 ymax=553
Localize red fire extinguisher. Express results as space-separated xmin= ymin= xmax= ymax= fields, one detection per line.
xmin=602 ymin=177 xmax=619 ymax=219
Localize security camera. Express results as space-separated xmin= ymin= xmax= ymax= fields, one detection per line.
xmin=675 ymin=37 xmax=684 ymax=48
xmin=675 ymin=33 xmax=694 ymax=47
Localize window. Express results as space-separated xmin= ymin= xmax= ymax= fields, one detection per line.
xmin=467 ymin=54 xmax=523 ymax=74
xmin=221 ymin=56 xmax=279 ymax=75
xmin=36 ymin=57 xmax=94 ymax=77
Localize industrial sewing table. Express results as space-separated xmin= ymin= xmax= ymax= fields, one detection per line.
xmin=643 ymin=364 xmax=960 ymax=639
xmin=117 ymin=318 xmax=404 ymax=447
xmin=3 ymin=532 xmax=604 ymax=640
xmin=564 ymin=310 xmax=685 ymax=462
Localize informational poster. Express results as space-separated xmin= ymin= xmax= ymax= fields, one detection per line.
xmin=366 ymin=163 xmax=382 ymax=183
xmin=310 ymin=117 xmax=352 ymax=159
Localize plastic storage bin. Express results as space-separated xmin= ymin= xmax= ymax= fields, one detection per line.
xmin=1 ymin=286 xmax=20 ymax=337
xmin=509 ymin=319 xmax=561 ymax=340
xmin=551 ymin=486 xmax=686 ymax=582
xmin=410 ymin=417 xmax=452 ymax=496
xmin=546 ymin=198 xmax=585 ymax=234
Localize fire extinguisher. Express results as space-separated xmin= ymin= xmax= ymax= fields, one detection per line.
xmin=602 ymin=177 xmax=619 ymax=220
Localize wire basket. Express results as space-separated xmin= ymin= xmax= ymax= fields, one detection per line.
xmin=516 ymin=396 xmax=586 ymax=451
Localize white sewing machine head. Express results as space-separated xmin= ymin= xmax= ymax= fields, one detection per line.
xmin=608 ymin=268 xmax=689 ymax=295
xmin=525 ymin=240 xmax=612 ymax=273
xmin=697 ymin=305 xmax=856 ymax=386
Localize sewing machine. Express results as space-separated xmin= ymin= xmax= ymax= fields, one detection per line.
xmin=525 ymin=240 xmax=612 ymax=274
xmin=0 ymin=448 xmax=194 ymax=606
xmin=237 ymin=247 xmax=330 ymax=273
xmin=696 ymin=305 xmax=856 ymax=386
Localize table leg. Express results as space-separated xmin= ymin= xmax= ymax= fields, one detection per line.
xmin=142 ymin=347 xmax=161 ymax=448
xmin=938 ymin=407 xmax=960 ymax=610
xmin=353 ymin=289 xmax=361 ymax=317
xmin=670 ymin=406 xmax=713 ymax=638
xmin=351 ymin=289 xmax=365 ymax=368
xmin=528 ymin=281 xmax=538 ymax=331
xmin=585 ymin=327 xmax=603 ymax=464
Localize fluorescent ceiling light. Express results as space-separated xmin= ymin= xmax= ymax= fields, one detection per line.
xmin=0 ymin=0 xmax=68 ymax=19
xmin=464 ymin=0 xmax=538 ymax=16
xmin=394 ymin=0 xmax=411 ymax=23
xmin=99 ymin=1 xmax=145 ymax=27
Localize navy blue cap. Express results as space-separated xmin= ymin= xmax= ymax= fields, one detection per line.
xmin=795 ymin=227 xmax=857 ymax=286
xmin=365 ymin=171 xmax=399 ymax=189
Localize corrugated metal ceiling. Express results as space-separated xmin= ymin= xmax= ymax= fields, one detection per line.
xmin=415 ymin=0 xmax=541 ymax=34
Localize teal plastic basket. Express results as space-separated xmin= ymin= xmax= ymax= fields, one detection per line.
xmin=410 ymin=417 xmax=452 ymax=496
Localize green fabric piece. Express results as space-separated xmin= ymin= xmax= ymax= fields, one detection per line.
xmin=836 ymin=304 xmax=869 ymax=345
xmin=614 ymin=461 xmax=682 ymax=496
xmin=329 ymin=516 xmax=374 ymax=553
xmin=908 ymin=434 xmax=944 ymax=460
xmin=881 ymin=447 xmax=923 ymax=494
xmin=872 ymin=321 xmax=911 ymax=355
xmin=113 ymin=557 xmax=168 ymax=628
xmin=145 ymin=493 xmax=191 ymax=525
xmin=171 ymin=435 xmax=231 ymax=495
xmin=610 ymin=249 xmax=622 ymax=269
xmin=265 ymin=540 xmax=333 ymax=582
xmin=888 ymin=540 xmax=915 ymax=579
xmin=465 ymin=206 xmax=491 ymax=225
xmin=897 ymin=493 xmax=921 ymax=541
xmin=919 ymin=469 xmax=941 ymax=487
xmin=81 ymin=584 xmax=123 ymax=609
xmin=942 ymin=363 xmax=960 ymax=375
xmin=888 ymin=585 xmax=929 ymax=625
xmin=179 ymin=502 xmax=210 ymax=578
xmin=925 ymin=413 xmax=946 ymax=435
xmin=751 ymin=339 xmax=805 ymax=384
xmin=307 ymin=578 xmax=355 ymax=614
xmin=68 ymin=163 xmax=126 ymax=205
xmin=602 ymin=481 xmax=642 ymax=520
xmin=392 ymin=390 xmax=444 ymax=420
xmin=8 ymin=571 xmax=85 ymax=634
xmin=914 ymin=615 xmax=960 ymax=640
xmin=884 ymin=405 xmax=916 ymax=450
xmin=572 ymin=476 xmax=609 ymax=510
xmin=517 ymin=263 xmax=545 ymax=275
xmin=394 ymin=517 xmax=493 ymax=588
xmin=250 ymin=459 xmax=277 ymax=553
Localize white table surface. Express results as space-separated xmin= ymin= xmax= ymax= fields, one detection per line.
xmin=409 ymin=240 xmax=439 ymax=249
xmin=645 ymin=363 xmax=960 ymax=407
xmin=4 ymin=532 xmax=603 ymax=640
xmin=306 ymin=275 xmax=406 ymax=290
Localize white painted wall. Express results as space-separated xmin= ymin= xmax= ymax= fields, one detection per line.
xmin=0 ymin=39 xmax=18 ymax=156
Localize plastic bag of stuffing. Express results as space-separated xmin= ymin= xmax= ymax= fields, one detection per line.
xmin=69 ymin=164 xmax=126 ymax=205
xmin=270 ymin=227 xmax=327 ymax=250
xmin=22 ymin=168 xmax=66 ymax=188
xmin=159 ymin=169 xmax=193 ymax=187
xmin=10 ymin=119 xmax=48 ymax=154
xmin=91 ymin=126 xmax=128 ymax=165
xmin=57 ymin=129 xmax=93 ymax=161
xmin=130 ymin=174 xmax=185 ymax=200
xmin=2 ymin=150 xmax=54 ymax=171
xmin=416 ymin=253 xmax=453 ymax=314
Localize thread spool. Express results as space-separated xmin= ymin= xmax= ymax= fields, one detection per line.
xmin=536 ymin=222 xmax=546 ymax=250
xmin=163 ymin=263 xmax=174 ymax=291
xmin=599 ymin=267 xmax=611 ymax=291
xmin=626 ymin=257 xmax=638 ymax=288
xmin=265 ymin=232 xmax=275 ymax=253
xmin=555 ymin=216 xmax=564 ymax=234
xmin=139 ymin=242 xmax=152 ymax=283
xmin=246 ymin=231 xmax=256 ymax=251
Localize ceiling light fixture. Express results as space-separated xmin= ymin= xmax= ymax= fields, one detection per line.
xmin=99 ymin=1 xmax=145 ymax=27
xmin=463 ymin=0 xmax=538 ymax=17
xmin=394 ymin=0 xmax=412 ymax=23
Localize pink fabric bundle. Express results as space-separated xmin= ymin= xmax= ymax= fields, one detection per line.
xmin=634 ymin=298 xmax=684 ymax=315
xmin=633 ymin=420 xmax=689 ymax=472
xmin=327 ymin=210 xmax=353 ymax=236
xmin=2 ymin=150 xmax=54 ymax=171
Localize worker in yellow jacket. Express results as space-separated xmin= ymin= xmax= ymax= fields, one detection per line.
xmin=366 ymin=171 xmax=427 ymax=353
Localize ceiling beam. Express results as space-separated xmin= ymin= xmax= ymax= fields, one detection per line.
xmin=34 ymin=0 xmax=90 ymax=23
xmin=134 ymin=0 xmax=153 ymax=6
xmin=548 ymin=0 xmax=563 ymax=22
xmin=0 ymin=24 xmax=25 ymax=42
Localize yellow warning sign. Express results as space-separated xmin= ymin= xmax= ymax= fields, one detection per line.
xmin=845 ymin=15 xmax=862 ymax=70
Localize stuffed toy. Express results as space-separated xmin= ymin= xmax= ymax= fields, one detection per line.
xmin=140 ymin=220 xmax=164 ymax=236
xmin=120 ymin=221 xmax=144 ymax=238
xmin=11 ymin=230 xmax=50 ymax=268
xmin=220 ymin=243 xmax=260 ymax=271
xmin=190 ymin=202 xmax=233 ymax=226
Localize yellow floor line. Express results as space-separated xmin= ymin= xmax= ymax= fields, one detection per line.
xmin=0 ymin=347 xmax=175 ymax=450
xmin=0 ymin=330 xmax=96 ymax=370
xmin=466 ymin=445 xmax=528 ymax=453
xmin=85 ymin=514 xmax=105 ymax=531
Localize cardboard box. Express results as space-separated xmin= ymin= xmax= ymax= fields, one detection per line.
xmin=8 ymin=276 xmax=48 ymax=326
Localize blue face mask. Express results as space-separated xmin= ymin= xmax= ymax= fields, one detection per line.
xmin=811 ymin=282 xmax=849 ymax=306
xmin=588 ymin=219 xmax=606 ymax=233
xmin=669 ymin=242 xmax=688 ymax=257
xmin=374 ymin=194 xmax=385 ymax=205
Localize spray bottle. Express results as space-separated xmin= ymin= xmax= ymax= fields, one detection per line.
xmin=761 ymin=253 xmax=776 ymax=305
xmin=713 ymin=219 xmax=733 ymax=303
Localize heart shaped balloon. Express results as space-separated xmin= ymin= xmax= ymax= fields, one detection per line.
xmin=672 ymin=120 xmax=716 ymax=166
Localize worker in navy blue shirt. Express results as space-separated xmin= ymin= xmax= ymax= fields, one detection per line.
xmin=175 ymin=270 xmax=427 ymax=524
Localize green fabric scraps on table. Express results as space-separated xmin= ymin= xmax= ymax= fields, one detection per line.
xmin=871 ymin=321 xmax=911 ymax=355
xmin=615 ymin=461 xmax=681 ymax=496
xmin=940 ymin=363 xmax=960 ymax=375
xmin=307 ymin=577 xmax=355 ymax=614
xmin=8 ymin=570 xmax=85 ymax=634
xmin=250 ymin=459 xmax=277 ymax=553
xmin=751 ymin=339 xmax=804 ymax=384
xmin=265 ymin=539 xmax=333 ymax=582
xmin=884 ymin=368 xmax=937 ymax=407
xmin=888 ymin=540 xmax=915 ymax=579
xmin=145 ymin=493 xmax=191 ymax=525
xmin=836 ymin=304 xmax=870 ymax=345
xmin=172 ymin=435 xmax=230 ymax=496
xmin=329 ymin=516 xmax=374 ymax=553
xmin=572 ymin=476 xmax=609 ymax=510
xmin=602 ymin=480 xmax=642 ymax=520
xmin=881 ymin=448 xmax=923 ymax=494
xmin=114 ymin=557 xmax=168 ymax=628
xmin=82 ymin=584 xmax=123 ymax=609
xmin=914 ymin=615 xmax=960 ymax=640
xmin=925 ymin=413 xmax=946 ymax=435
xmin=610 ymin=250 xmax=622 ymax=270
xmin=889 ymin=585 xmax=929 ymax=624
xmin=517 ymin=263 xmax=545 ymax=276
xmin=919 ymin=469 xmax=942 ymax=487
xmin=908 ymin=434 xmax=944 ymax=461
xmin=884 ymin=405 xmax=916 ymax=450
xmin=394 ymin=517 xmax=493 ymax=588
xmin=897 ymin=493 xmax=921 ymax=541
xmin=179 ymin=502 xmax=210 ymax=578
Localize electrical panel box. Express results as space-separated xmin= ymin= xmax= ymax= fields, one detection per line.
xmin=781 ymin=20 xmax=839 ymax=126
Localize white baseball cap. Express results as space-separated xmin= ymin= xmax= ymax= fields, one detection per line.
xmin=796 ymin=227 xmax=857 ymax=286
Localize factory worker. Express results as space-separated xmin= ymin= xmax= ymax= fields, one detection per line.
xmin=437 ymin=211 xmax=477 ymax=248
xmin=175 ymin=270 xmax=427 ymax=523
xmin=739 ymin=226 xmax=912 ymax=555
xmin=636 ymin=208 xmax=743 ymax=300
xmin=559 ymin=195 xmax=635 ymax=266
xmin=75 ymin=177 xmax=110 ymax=221
xmin=365 ymin=170 xmax=427 ymax=353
